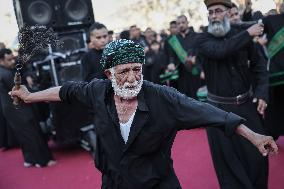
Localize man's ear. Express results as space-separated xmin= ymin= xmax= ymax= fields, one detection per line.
xmin=104 ymin=69 xmax=112 ymax=79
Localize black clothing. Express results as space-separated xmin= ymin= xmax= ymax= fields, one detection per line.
xmin=197 ymin=28 xmax=269 ymax=189
xmin=262 ymin=14 xmax=284 ymax=137
xmin=163 ymin=35 xmax=179 ymax=88
xmin=131 ymin=36 xmax=147 ymax=47
xmin=263 ymin=14 xmax=284 ymax=76
xmin=0 ymin=99 xmax=17 ymax=148
xmin=242 ymin=10 xmax=263 ymax=22
xmin=81 ymin=48 xmax=105 ymax=82
xmin=0 ymin=65 xmax=53 ymax=165
xmin=59 ymin=79 xmax=244 ymax=189
xmin=143 ymin=50 xmax=167 ymax=84
xmin=168 ymin=31 xmax=202 ymax=98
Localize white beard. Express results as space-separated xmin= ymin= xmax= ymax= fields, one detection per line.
xmin=208 ymin=16 xmax=231 ymax=37
xmin=110 ymin=68 xmax=143 ymax=99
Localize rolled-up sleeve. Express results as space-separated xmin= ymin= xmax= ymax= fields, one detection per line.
xmin=59 ymin=81 xmax=94 ymax=108
xmin=167 ymin=90 xmax=244 ymax=136
xmin=224 ymin=112 xmax=244 ymax=136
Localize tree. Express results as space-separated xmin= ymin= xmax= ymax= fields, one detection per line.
xmin=113 ymin=0 xmax=208 ymax=31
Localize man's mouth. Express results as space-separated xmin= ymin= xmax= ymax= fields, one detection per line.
xmin=212 ymin=21 xmax=221 ymax=24
xmin=126 ymin=85 xmax=136 ymax=89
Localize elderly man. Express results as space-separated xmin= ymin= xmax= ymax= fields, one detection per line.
xmin=197 ymin=0 xmax=270 ymax=188
xmin=167 ymin=15 xmax=202 ymax=99
xmin=11 ymin=39 xmax=277 ymax=189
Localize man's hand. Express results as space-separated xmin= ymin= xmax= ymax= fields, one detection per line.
xmin=9 ymin=85 xmax=31 ymax=103
xmin=200 ymin=71 xmax=205 ymax=80
xmin=247 ymin=23 xmax=264 ymax=37
xmin=236 ymin=124 xmax=278 ymax=156
xmin=253 ymin=98 xmax=267 ymax=116
xmin=167 ymin=63 xmax=176 ymax=72
xmin=250 ymin=133 xmax=278 ymax=156
xmin=185 ymin=56 xmax=196 ymax=65
xmin=257 ymin=34 xmax=268 ymax=46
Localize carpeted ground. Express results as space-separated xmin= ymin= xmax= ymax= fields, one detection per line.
xmin=0 ymin=129 xmax=283 ymax=189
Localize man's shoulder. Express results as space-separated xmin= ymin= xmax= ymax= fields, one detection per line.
xmin=83 ymin=49 xmax=102 ymax=58
xmin=88 ymin=79 xmax=110 ymax=89
xmin=0 ymin=66 xmax=11 ymax=78
xmin=264 ymin=14 xmax=284 ymax=26
xmin=143 ymin=81 xmax=181 ymax=99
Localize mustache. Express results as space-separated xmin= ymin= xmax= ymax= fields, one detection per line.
xmin=123 ymin=81 xmax=141 ymax=88
xmin=211 ymin=20 xmax=222 ymax=25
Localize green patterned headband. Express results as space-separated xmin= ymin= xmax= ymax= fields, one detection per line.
xmin=100 ymin=39 xmax=145 ymax=70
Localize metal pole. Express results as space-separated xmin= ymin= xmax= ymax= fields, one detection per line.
xmin=48 ymin=44 xmax=59 ymax=86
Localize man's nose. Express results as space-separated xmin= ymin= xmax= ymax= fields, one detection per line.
xmin=127 ymin=71 xmax=136 ymax=83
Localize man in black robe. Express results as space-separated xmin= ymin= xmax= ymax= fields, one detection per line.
xmin=0 ymin=48 xmax=54 ymax=167
xmin=167 ymin=15 xmax=202 ymax=98
xmin=242 ymin=0 xmax=263 ymax=22
xmin=262 ymin=3 xmax=284 ymax=138
xmin=143 ymin=40 xmax=167 ymax=84
xmin=163 ymin=20 xmax=179 ymax=88
xmin=197 ymin=0 xmax=270 ymax=188
xmin=10 ymin=39 xmax=278 ymax=189
xmin=81 ymin=22 xmax=109 ymax=82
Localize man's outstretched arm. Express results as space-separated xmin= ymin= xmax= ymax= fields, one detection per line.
xmin=10 ymin=85 xmax=61 ymax=103
xmin=235 ymin=124 xmax=278 ymax=156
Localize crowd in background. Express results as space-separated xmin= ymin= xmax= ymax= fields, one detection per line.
xmin=0 ymin=0 xmax=284 ymax=170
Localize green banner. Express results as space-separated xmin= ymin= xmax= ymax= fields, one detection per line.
xmin=159 ymin=70 xmax=179 ymax=83
xmin=168 ymin=35 xmax=187 ymax=64
xmin=267 ymin=26 xmax=284 ymax=59
xmin=168 ymin=35 xmax=199 ymax=76
xmin=269 ymin=71 xmax=284 ymax=87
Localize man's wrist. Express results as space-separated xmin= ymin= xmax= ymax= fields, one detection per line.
xmin=24 ymin=93 xmax=33 ymax=103
xmin=235 ymin=124 xmax=256 ymax=143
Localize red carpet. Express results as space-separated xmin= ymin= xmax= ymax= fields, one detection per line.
xmin=0 ymin=129 xmax=283 ymax=189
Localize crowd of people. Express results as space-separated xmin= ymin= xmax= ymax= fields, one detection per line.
xmin=1 ymin=0 xmax=284 ymax=188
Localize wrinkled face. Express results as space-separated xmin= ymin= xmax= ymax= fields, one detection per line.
xmin=90 ymin=28 xmax=109 ymax=50
xmin=229 ymin=7 xmax=241 ymax=24
xmin=107 ymin=63 xmax=143 ymax=99
xmin=208 ymin=5 xmax=231 ymax=37
xmin=176 ymin=17 xmax=189 ymax=33
xmin=0 ymin=53 xmax=15 ymax=69
xmin=169 ymin=23 xmax=178 ymax=35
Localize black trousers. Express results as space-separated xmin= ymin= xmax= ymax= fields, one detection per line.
xmin=264 ymin=85 xmax=284 ymax=138
xmin=1 ymin=99 xmax=53 ymax=165
xmin=207 ymin=100 xmax=268 ymax=189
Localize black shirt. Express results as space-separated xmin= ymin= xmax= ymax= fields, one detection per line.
xmin=81 ymin=48 xmax=105 ymax=82
xmin=59 ymin=79 xmax=243 ymax=189
xmin=197 ymin=28 xmax=268 ymax=101
xmin=143 ymin=50 xmax=167 ymax=84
